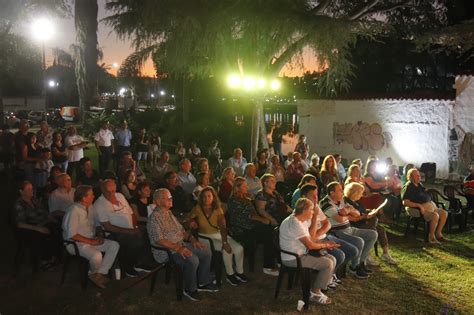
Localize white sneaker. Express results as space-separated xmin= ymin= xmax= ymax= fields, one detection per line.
xmin=366 ymin=255 xmax=380 ymax=267
xmin=381 ymin=253 xmax=397 ymax=265
xmin=263 ymin=268 xmax=279 ymax=276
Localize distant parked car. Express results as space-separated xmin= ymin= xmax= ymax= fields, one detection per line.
xmin=28 ymin=111 xmax=46 ymax=124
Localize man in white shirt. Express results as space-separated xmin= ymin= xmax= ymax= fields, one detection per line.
xmin=64 ymin=126 xmax=87 ymax=178
xmin=93 ymin=179 xmax=154 ymax=277
xmin=279 ymin=198 xmax=338 ymax=305
xmin=49 ymin=173 xmax=75 ymax=220
xmin=228 ymin=148 xmax=247 ymax=177
xmin=62 ymin=185 xmax=119 ymax=288
xmin=177 ymin=159 xmax=196 ymax=195
xmin=94 ymin=120 xmax=115 ymax=175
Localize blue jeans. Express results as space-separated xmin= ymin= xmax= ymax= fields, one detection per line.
xmin=172 ymin=243 xmax=212 ymax=292
xmin=324 ymin=234 xmax=353 ymax=271
xmin=332 ymin=227 xmax=378 ymax=268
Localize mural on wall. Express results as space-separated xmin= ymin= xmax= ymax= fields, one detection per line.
xmin=333 ymin=121 xmax=393 ymax=153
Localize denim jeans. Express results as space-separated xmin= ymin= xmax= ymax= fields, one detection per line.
xmin=332 ymin=227 xmax=378 ymax=268
xmin=171 ymin=243 xmax=212 ymax=292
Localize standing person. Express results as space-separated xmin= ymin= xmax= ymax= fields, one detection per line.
xmin=175 ymin=141 xmax=186 ymax=161
xmin=148 ymin=188 xmax=218 ymax=301
xmin=188 ymin=142 xmax=201 ymax=163
xmin=279 ymin=198 xmax=339 ymax=305
xmin=35 ymin=148 xmax=54 ymax=194
xmin=228 ymin=148 xmax=247 ymax=177
xmin=320 ymin=182 xmax=377 ymax=279
xmin=94 ymin=120 xmax=115 ymax=176
xmin=272 ymin=123 xmax=284 ymax=162
xmin=207 ymin=140 xmax=221 ymax=172
xmin=294 ymin=134 xmax=309 ymax=157
xmin=135 ymin=128 xmax=149 ymax=171
xmin=114 ymin=120 xmax=132 ymax=171
xmin=51 ymin=131 xmax=68 ymax=172
xmin=23 ymin=134 xmax=43 ymax=185
xmin=64 ymin=126 xmax=87 ymax=179
xmin=401 ymin=168 xmax=448 ymax=244
xmin=334 ymin=154 xmax=346 ymax=182
xmin=148 ymin=132 xmax=161 ymax=167
xmin=190 ymin=186 xmax=248 ymax=286
xmin=62 ymin=185 xmax=120 ymax=288
xmin=36 ymin=121 xmax=53 ymax=149
xmin=0 ymin=124 xmax=15 ymax=174
xmin=14 ymin=120 xmax=34 ymax=180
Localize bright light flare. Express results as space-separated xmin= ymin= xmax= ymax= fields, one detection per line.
xmin=242 ymin=77 xmax=256 ymax=90
xmin=270 ymin=80 xmax=281 ymax=91
xmin=227 ymin=74 xmax=241 ymax=89
xmin=160 ymin=90 xmax=166 ymax=96
xmin=31 ymin=18 xmax=54 ymax=41
xmin=257 ymin=79 xmax=266 ymax=89
xmin=375 ymin=162 xmax=388 ymax=175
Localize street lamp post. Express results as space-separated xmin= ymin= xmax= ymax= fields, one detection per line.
xmin=227 ymin=74 xmax=281 ymax=160
xmin=31 ymin=18 xmax=54 ymax=104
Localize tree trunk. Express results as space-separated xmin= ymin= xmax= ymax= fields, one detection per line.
xmin=257 ymin=100 xmax=269 ymax=150
xmin=250 ymin=103 xmax=259 ymax=161
xmin=74 ymin=0 xmax=98 ymax=123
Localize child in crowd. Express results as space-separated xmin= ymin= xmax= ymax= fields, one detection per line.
xmin=35 ymin=148 xmax=54 ymax=193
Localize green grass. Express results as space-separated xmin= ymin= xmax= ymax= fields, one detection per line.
xmin=1 ymin=221 xmax=473 ymax=314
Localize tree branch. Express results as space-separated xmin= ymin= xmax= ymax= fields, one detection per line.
xmin=348 ymin=0 xmax=380 ymax=21
xmin=267 ymin=34 xmax=311 ymax=76
xmin=357 ymin=1 xmax=413 ymax=20
xmin=311 ymin=0 xmax=331 ymax=15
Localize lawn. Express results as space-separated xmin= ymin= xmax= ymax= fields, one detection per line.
xmin=1 ymin=141 xmax=473 ymax=314
xmin=1 ymin=216 xmax=473 ymax=314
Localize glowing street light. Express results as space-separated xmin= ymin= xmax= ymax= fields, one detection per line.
xmin=227 ymin=74 xmax=241 ymax=89
xmin=160 ymin=90 xmax=166 ymax=96
xmin=31 ymin=18 xmax=55 ymax=42
xmin=112 ymin=62 xmax=119 ymax=68
xmin=48 ymin=80 xmax=59 ymax=88
xmin=150 ymin=93 xmax=155 ymax=98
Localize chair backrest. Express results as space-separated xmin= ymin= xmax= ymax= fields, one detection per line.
xmin=426 ymin=189 xmax=447 ymax=208
xmin=443 ymin=185 xmax=456 ymax=199
xmin=272 ymin=227 xmax=283 ymax=264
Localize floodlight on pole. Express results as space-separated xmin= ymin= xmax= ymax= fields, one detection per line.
xmin=242 ymin=77 xmax=256 ymax=91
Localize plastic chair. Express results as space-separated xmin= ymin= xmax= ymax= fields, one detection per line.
xmin=404 ymin=207 xmax=429 ymax=242
xmin=272 ymin=227 xmax=311 ymax=311
xmin=149 ymin=245 xmax=183 ymax=300
xmin=428 ymin=188 xmax=463 ymax=233
xmin=197 ymin=234 xmax=223 ymax=286
xmin=60 ymin=240 xmax=89 ymax=290
xmin=443 ymin=185 xmax=468 ymax=231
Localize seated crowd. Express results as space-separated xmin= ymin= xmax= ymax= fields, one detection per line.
xmin=6 ymin=120 xmax=459 ymax=305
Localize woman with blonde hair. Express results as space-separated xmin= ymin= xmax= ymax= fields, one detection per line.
xmin=344 ymin=182 xmax=397 ymax=265
xmin=345 ymin=164 xmax=364 ymax=186
xmin=190 ymin=186 xmax=248 ymax=286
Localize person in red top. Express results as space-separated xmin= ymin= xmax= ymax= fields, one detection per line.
xmin=218 ymin=167 xmax=235 ymax=203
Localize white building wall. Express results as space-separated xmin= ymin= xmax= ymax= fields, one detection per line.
xmin=297 ymin=99 xmax=454 ymax=178
xmin=454 ymin=75 xmax=474 ymax=134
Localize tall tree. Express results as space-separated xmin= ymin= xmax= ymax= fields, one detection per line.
xmin=74 ymin=0 xmax=99 ymax=121
xmin=105 ymin=0 xmax=445 ymax=155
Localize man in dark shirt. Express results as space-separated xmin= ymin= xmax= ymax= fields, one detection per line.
xmin=401 ymin=168 xmax=447 ymax=243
